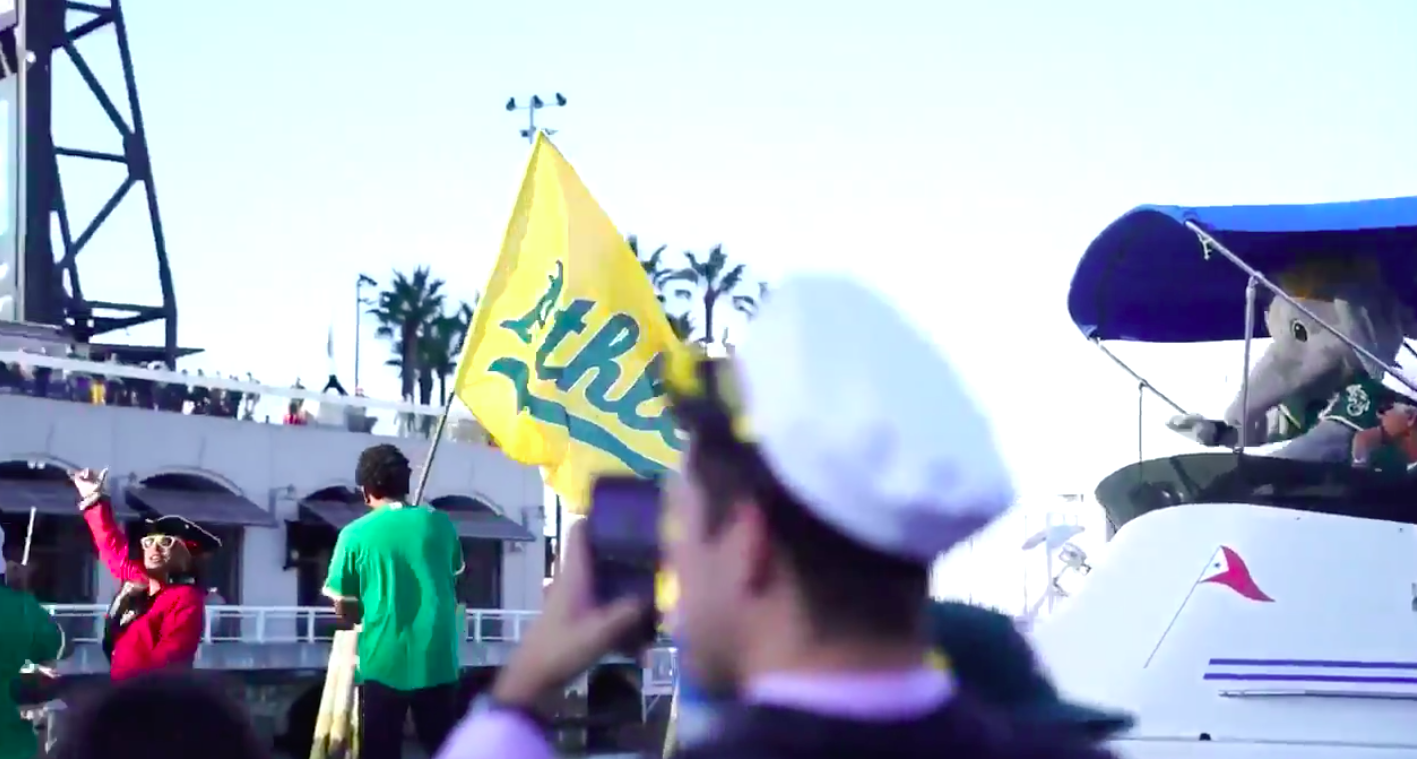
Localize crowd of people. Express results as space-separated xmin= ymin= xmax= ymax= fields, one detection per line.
xmin=0 ymin=354 xmax=393 ymax=434
xmin=0 ymin=274 xmax=1126 ymax=759
xmin=0 ymin=355 xmax=262 ymax=420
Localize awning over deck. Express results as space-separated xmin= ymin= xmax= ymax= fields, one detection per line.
xmin=0 ymin=478 xmax=138 ymax=518
xmin=299 ymin=499 xmax=366 ymax=530
xmin=444 ymin=510 xmax=536 ymax=543
xmin=125 ymin=486 xmax=276 ymax=527
xmin=297 ymin=500 xmax=535 ymax=542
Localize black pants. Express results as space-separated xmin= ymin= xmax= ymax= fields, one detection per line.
xmin=360 ymin=680 xmax=459 ymax=759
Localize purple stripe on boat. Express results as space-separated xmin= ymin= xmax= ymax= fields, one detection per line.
xmin=1204 ymin=673 xmax=1417 ymax=685
xmin=1208 ymin=658 xmax=1417 ymax=670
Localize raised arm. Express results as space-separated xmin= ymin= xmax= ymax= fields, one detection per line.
xmin=81 ymin=498 xmax=145 ymax=583
xmin=73 ymin=468 xmax=147 ymax=584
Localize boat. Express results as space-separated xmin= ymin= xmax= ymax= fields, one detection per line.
xmin=1037 ymin=197 xmax=1417 ymax=757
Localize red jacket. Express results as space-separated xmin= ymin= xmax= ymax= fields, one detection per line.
xmin=82 ymin=499 xmax=205 ymax=679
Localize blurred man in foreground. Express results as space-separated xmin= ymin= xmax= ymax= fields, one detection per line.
xmin=434 ymin=274 xmax=1115 ymax=759
xmin=0 ymin=525 xmax=65 ymax=759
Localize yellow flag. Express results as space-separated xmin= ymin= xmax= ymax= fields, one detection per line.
xmin=452 ymin=133 xmax=684 ymax=513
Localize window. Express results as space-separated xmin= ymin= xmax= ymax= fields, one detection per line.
xmin=2 ymin=514 xmax=97 ymax=644
xmin=0 ymin=513 xmax=95 ymax=603
xmin=458 ymin=538 xmax=503 ymax=639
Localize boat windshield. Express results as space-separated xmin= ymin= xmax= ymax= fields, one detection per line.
xmin=1096 ymin=452 xmax=1417 ymax=534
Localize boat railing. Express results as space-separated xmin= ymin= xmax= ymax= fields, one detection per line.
xmin=44 ymin=604 xmax=542 ymax=645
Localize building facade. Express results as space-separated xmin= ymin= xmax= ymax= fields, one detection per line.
xmin=0 ymin=392 xmax=547 ymax=615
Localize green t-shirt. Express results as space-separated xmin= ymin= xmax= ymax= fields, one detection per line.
xmin=0 ymin=586 xmax=64 ymax=759
xmin=324 ymin=504 xmax=465 ymax=691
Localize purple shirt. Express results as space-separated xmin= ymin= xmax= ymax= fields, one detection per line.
xmin=433 ymin=668 xmax=953 ymax=759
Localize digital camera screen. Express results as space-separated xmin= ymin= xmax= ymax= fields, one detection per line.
xmin=587 ymin=476 xmax=662 ymax=619
xmin=587 ymin=476 xmax=662 ymax=560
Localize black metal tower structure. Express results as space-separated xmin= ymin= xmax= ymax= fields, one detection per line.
xmin=4 ymin=0 xmax=178 ymax=366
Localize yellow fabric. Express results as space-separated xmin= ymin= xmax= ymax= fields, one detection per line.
xmin=663 ymin=351 xmax=756 ymax=443
xmin=656 ymin=571 xmax=680 ymax=619
xmin=926 ymin=648 xmax=952 ymax=671
xmin=452 ymin=132 xmax=688 ymax=514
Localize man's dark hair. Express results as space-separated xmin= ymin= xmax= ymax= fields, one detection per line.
xmin=683 ymin=408 xmax=928 ymax=641
xmin=355 ymin=443 xmax=412 ymax=501
xmin=56 ymin=672 xmax=270 ymax=759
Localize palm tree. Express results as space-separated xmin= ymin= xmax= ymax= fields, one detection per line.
xmin=628 ymin=235 xmax=676 ymax=300
xmin=732 ymin=281 xmax=770 ymax=319
xmin=630 ymin=234 xmax=698 ymax=341
xmin=672 ymin=245 xmax=748 ymax=344
xmin=418 ymin=299 xmax=477 ymax=406
xmin=367 ymin=267 xmax=446 ymax=405
xmin=666 ymin=311 xmax=695 ymax=342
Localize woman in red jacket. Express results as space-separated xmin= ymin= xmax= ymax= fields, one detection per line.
xmin=70 ymin=468 xmax=221 ymax=679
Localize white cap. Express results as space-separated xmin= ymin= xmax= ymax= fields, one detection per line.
xmin=733 ymin=274 xmax=1015 ymax=562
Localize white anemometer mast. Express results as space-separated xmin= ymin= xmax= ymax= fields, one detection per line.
xmin=1018 ymin=514 xmax=1089 ymax=628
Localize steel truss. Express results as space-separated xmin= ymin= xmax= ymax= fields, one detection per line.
xmin=5 ymin=0 xmax=177 ymax=365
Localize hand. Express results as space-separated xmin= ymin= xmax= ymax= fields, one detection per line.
xmin=491 ymin=521 xmax=649 ymax=708
xmin=333 ymin=598 xmax=363 ymax=626
xmin=70 ymin=468 xmax=108 ymax=502
xmin=4 ymin=560 xmax=31 ymax=591
xmin=1166 ymin=414 xmax=1227 ymax=447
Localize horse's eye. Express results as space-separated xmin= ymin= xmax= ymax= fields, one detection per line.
xmin=1291 ymin=320 xmax=1308 ymax=342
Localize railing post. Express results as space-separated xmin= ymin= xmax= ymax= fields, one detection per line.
xmin=256 ymin=608 xmax=267 ymax=644
xmin=204 ymin=606 xmax=214 ymax=642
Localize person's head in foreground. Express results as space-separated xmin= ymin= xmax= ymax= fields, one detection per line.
xmin=927 ymin=600 xmax=1134 ymax=743
xmin=356 ymin=442 xmax=413 ymax=508
xmin=139 ymin=515 xmax=221 ymax=580
xmin=55 ymin=672 xmax=269 ymax=759
xmin=662 ymin=273 xmax=1017 ymax=694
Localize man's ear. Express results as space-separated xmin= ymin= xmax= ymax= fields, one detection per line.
xmin=739 ymin=499 xmax=777 ymax=596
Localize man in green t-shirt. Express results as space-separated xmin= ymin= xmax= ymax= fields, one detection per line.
xmin=0 ymin=539 xmax=65 ymax=759
xmin=323 ymin=444 xmax=465 ymax=759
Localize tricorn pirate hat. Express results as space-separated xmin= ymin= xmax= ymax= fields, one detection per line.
xmin=142 ymin=515 xmax=221 ymax=555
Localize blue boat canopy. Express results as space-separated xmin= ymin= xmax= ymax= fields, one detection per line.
xmin=1067 ymin=196 xmax=1417 ymax=343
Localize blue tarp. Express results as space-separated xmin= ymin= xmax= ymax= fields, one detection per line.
xmin=1067 ymin=196 xmax=1417 ymax=343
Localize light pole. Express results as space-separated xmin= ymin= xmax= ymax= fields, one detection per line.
xmin=505 ymin=93 xmax=567 ymax=144
xmin=354 ymin=273 xmax=377 ymax=389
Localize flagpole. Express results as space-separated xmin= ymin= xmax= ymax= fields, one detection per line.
xmin=412 ymin=395 xmax=457 ymax=504
xmin=21 ymin=506 xmax=36 ymax=566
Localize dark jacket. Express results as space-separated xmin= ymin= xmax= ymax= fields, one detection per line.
xmin=676 ymin=695 xmax=1117 ymax=759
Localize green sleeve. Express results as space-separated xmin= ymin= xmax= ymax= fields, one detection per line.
xmin=25 ymin=596 xmax=63 ymax=663
xmin=446 ymin=513 xmax=465 ymax=576
xmin=323 ymin=529 xmax=361 ymax=602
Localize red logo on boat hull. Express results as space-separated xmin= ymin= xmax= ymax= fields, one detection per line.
xmin=1200 ymin=546 xmax=1273 ymax=602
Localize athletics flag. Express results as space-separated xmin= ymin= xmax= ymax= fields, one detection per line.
xmin=451 ymin=132 xmax=685 ymax=514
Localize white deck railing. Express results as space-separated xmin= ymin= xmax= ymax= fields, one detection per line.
xmin=44 ymin=604 xmax=540 ymax=645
